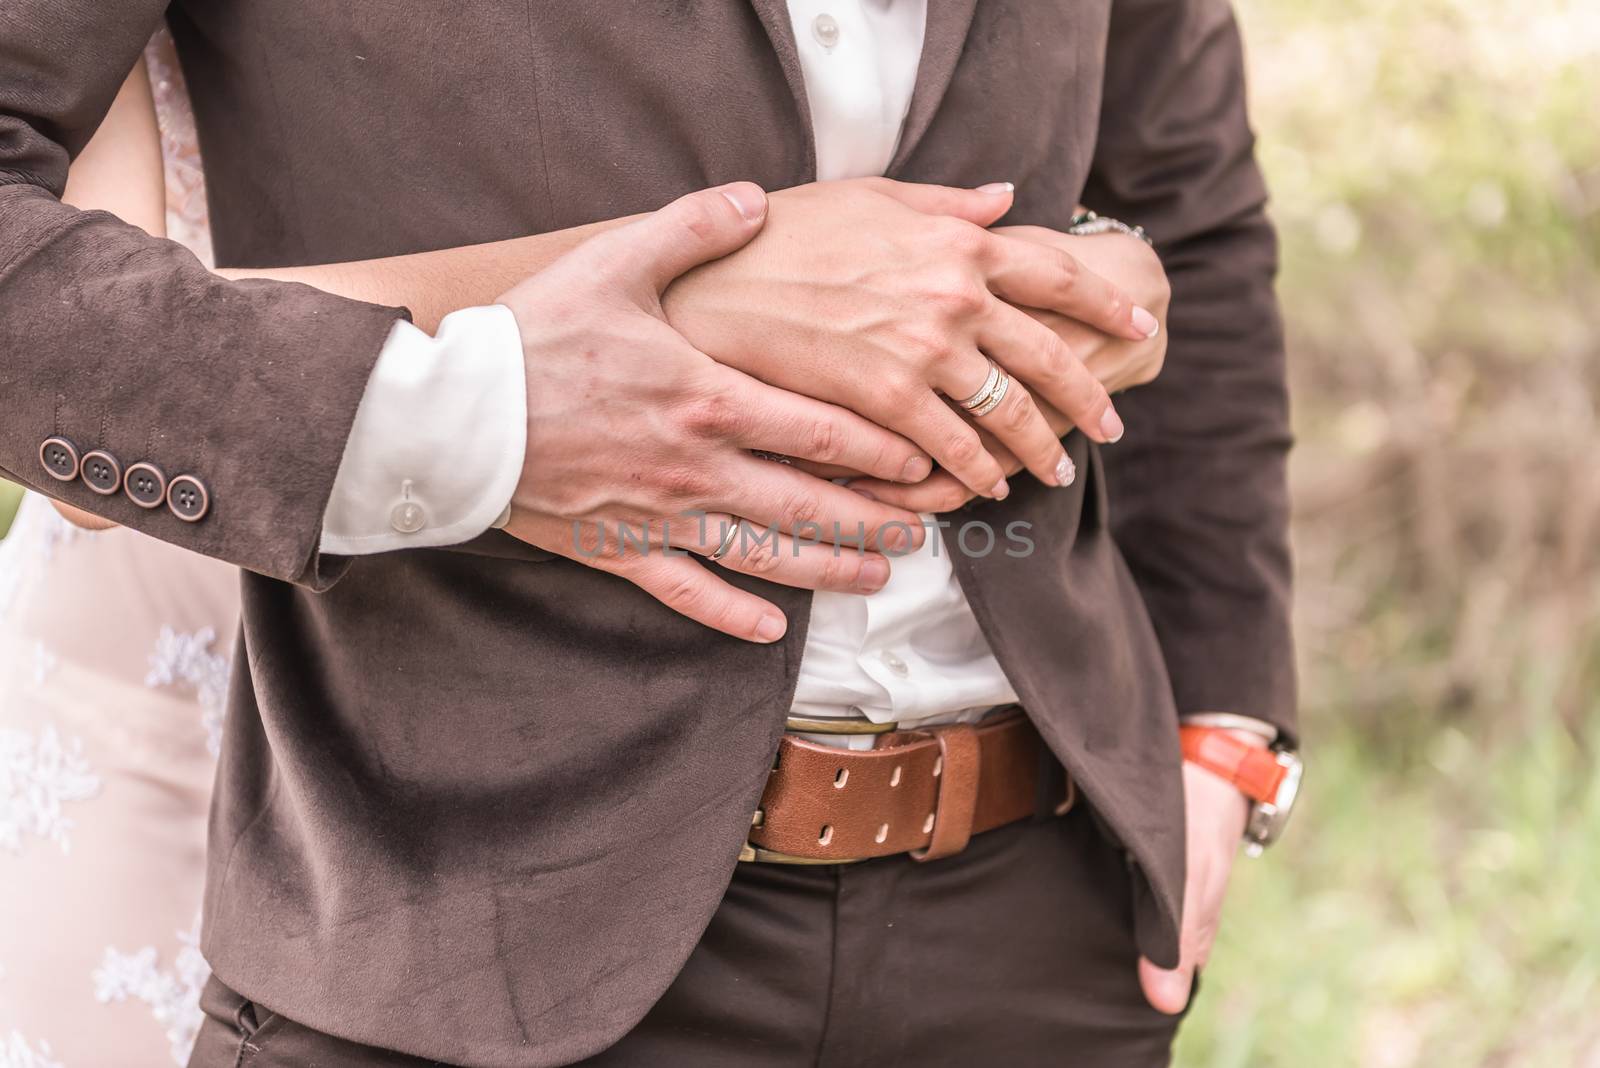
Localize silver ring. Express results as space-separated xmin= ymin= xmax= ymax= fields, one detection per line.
xmin=751 ymin=450 xmax=793 ymax=466
xmin=956 ymin=363 xmax=1003 ymax=411
xmin=968 ymin=370 xmax=1011 ymax=417
xmin=709 ymin=521 xmax=742 ymax=562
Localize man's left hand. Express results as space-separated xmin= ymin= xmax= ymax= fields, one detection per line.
xmin=1137 ymin=738 xmax=1259 ymax=1014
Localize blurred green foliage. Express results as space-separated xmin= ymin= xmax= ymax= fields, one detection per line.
xmin=0 ymin=480 xmax=19 ymax=540
xmin=1179 ymin=0 xmax=1600 ymax=1064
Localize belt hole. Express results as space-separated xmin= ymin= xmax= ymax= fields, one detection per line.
xmin=932 ymin=755 xmax=943 ymax=778
xmin=819 ymin=824 xmax=834 ymax=846
xmin=833 ymin=767 xmax=848 ymax=789
xmin=921 ymin=813 xmax=935 ymax=834
xmin=875 ymin=823 xmax=889 ymax=844
xmin=890 ymin=765 xmax=902 ymax=787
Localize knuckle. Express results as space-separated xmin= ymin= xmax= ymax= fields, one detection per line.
xmin=999 ymin=386 xmax=1037 ymax=434
xmin=816 ymin=551 xmax=851 ymax=590
xmin=654 ymin=464 xmax=708 ymax=504
xmin=943 ymin=428 xmax=983 ymax=467
xmin=941 ymin=220 xmax=989 ymax=260
xmin=673 ymin=196 xmax=723 ymax=243
xmin=678 ymin=390 xmax=737 ymax=439
xmin=1055 ymin=252 xmax=1081 ymax=291
xmin=651 ymin=571 xmax=707 ymax=613
xmin=737 ymin=535 xmax=782 ymax=575
xmin=927 ymin=275 xmax=989 ymax=319
xmin=803 ymin=417 xmax=845 ymax=465
xmin=779 ymin=489 xmax=824 ymax=529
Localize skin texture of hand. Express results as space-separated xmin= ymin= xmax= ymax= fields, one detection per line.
xmin=497 ymin=183 xmax=938 ymax=643
xmin=664 ymin=178 xmax=1161 ymax=501
xmin=1138 ymin=733 xmax=1262 ymax=1015
xmin=833 ymin=226 xmax=1172 ymax=512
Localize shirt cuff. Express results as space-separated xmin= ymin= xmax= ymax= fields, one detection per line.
xmin=319 ymin=304 xmax=526 ymax=555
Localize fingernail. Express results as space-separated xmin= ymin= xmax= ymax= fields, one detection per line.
xmin=720 ymin=183 xmax=767 ymax=222
xmin=901 ymin=455 xmax=932 ymax=482
xmin=1132 ymin=306 xmax=1160 ymax=339
xmin=1099 ymin=407 xmax=1125 ymax=444
xmin=847 ymin=482 xmax=878 ymax=502
xmin=1158 ymin=969 xmax=1194 ymax=1008
xmin=855 ymin=557 xmax=890 ymax=591
xmin=755 ymin=613 xmax=787 ymax=642
xmin=976 ymin=181 xmax=1015 ymax=195
xmin=1054 ymin=455 xmax=1076 ymax=487
xmin=990 ymin=478 xmax=1010 ymax=500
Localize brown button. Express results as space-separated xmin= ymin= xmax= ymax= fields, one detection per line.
xmin=39 ymin=436 xmax=81 ymax=482
xmin=123 ymin=461 xmax=168 ymax=509
xmin=166 ymin=474 xmax=210 ymax=523
xmin=80 ymin=449 xmax=123 ymax=495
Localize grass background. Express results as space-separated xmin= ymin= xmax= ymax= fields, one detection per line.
xmin=2 ymin=1 xmax=1597 ymax=1063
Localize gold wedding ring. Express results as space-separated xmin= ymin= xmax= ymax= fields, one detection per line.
xmin=709 ymin=521 xmax=742 ymax=561
xmin=958 ymin=361 xmax=1010 ymax=418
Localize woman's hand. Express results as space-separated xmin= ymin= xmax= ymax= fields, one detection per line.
xmin=664 ymin=179 xmax=1161 ymax=501
xmin=49 ymin=501 xmax=119 ymax=531
xmin=834 ymin=226 xmax=1171 ymax=512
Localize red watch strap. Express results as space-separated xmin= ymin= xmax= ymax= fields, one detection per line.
xmin=1179 ymin=726 xmax=1287 ymax=805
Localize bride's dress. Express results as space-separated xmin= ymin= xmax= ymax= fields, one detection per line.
xmin=0 ymin=35 xmax=236 ymax=1068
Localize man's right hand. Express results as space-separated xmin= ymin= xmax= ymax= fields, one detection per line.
xmin=495 ymin=183 xmax=931 ymax=644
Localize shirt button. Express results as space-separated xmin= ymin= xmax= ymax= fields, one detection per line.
xmin=811 ymin=13 xmax=841 ymax=50
xmin=879 ymin=649 xmax=909 ymax=677
xmin=390 ymin=500 xmax=428 ymax=534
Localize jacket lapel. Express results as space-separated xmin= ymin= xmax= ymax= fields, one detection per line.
xmin=888 ymin=0 xmax=979 ymax=175
xmin=747 ymin=0 xmax=819 ymax=179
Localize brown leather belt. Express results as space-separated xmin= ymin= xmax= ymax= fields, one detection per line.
xmin=739 ymin=707 xmax=1073 ymax=865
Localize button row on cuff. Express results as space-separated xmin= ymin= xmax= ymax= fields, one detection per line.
xmin=38 ymin=436 xmax=210 ymax=523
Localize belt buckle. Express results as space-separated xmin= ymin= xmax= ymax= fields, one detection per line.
xmin=738 ymin=715 xmax=899 ymax=864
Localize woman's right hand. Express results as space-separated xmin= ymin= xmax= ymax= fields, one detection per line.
xmin=663 ymin=178 xmax=1160 ymax=501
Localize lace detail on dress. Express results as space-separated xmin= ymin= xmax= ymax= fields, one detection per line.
xmin=144 ymin=627 xmax=231 ymax=757
xmin=0 ymin=1032 xmax=63 ymax=1068
xmin=0 ymin=725 xmax=101 ymax=855
xmin=144 ymin=31 xmax=212 ymax=264
xmin=93 ymin=918 xmax=209 ymax=1066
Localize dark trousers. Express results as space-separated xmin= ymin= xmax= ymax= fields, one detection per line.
xmin=191 ymin=808 xmax=1183 ymax=1067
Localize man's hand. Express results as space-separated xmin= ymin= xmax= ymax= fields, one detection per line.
xmin=833 ymin=226 xmax=1171 ymax=513
xmin=664 ymin=179 xmax=1161 ymax=501
xmin=497 ymin=183 xmax=933 ymax=644
xmin=1138 ymin=739 xmax=1258 ymax=1014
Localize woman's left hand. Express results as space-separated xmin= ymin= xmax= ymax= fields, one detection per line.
xmin=835 ymin=226 xmax=1170 ymax=512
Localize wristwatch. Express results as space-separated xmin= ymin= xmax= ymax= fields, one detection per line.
xmin=1178 ymin=724 xmax=1303 ymax=857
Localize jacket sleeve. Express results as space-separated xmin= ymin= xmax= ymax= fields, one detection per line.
xmin=0 ymin=2 xmax=409 ymax=586
xmin=1083 ymin=0 xmax=1297 ymax=741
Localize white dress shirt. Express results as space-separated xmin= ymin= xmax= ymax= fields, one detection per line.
xmin=321 ymin=0 xmax=1017 ymax=738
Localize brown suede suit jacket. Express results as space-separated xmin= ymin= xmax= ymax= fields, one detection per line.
xmin=0 ymin=2 xmax=1293 ymax=1064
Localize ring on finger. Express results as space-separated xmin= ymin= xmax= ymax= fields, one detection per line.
xmin=709 ymin=520 xmax=743 ymax=562
xmin=956 ymin=362 xmax=1004 ymax=412
xmin=968 ymin=369 xmax=1011 ymax=418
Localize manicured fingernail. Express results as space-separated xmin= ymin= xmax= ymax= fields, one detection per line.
xmin=901 ymin=455 xmax=932 ymax=482
xmin=1132 ymin=306 xmax=1160 ymax=339
xmin=719 ymin=184 xmax=766 ymax=222
xmin=856 ymin=556 xmax=890 ymax=591
xmin=976 ymin=181 xmax=1015 ymax=195
xmin=755 ymin=613 xmax=787 ymax=642
xmin=990 ymin=478 xmax=1010 ymax=500
xmin=1099 ymin=407 xmax=1125 ymax=444
xmin=1054 ymin=455 xmax=1076 ymax=487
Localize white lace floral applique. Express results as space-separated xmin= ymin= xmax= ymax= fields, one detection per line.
xmin=144 ymin=627 xmax=232 ymax=757
xmin=0 ymin=1030 xmax=63 ymax=1068
xmin=93 ymin=917 xmax=209 ymax=1066
xmin=0 ymin=724 xmax=101 ymax=854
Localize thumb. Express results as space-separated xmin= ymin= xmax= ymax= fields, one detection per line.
xmin=1138 ymin=956 xmax=1194 ymax=1016
xmin=600 ymin=181 xmax=768 ymax=296
xmin=871 ymin=178 xmax=1016 ymax=227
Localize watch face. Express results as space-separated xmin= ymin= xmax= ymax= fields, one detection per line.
xmin=1246 ymin=750 xmax=1303 ymax=850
